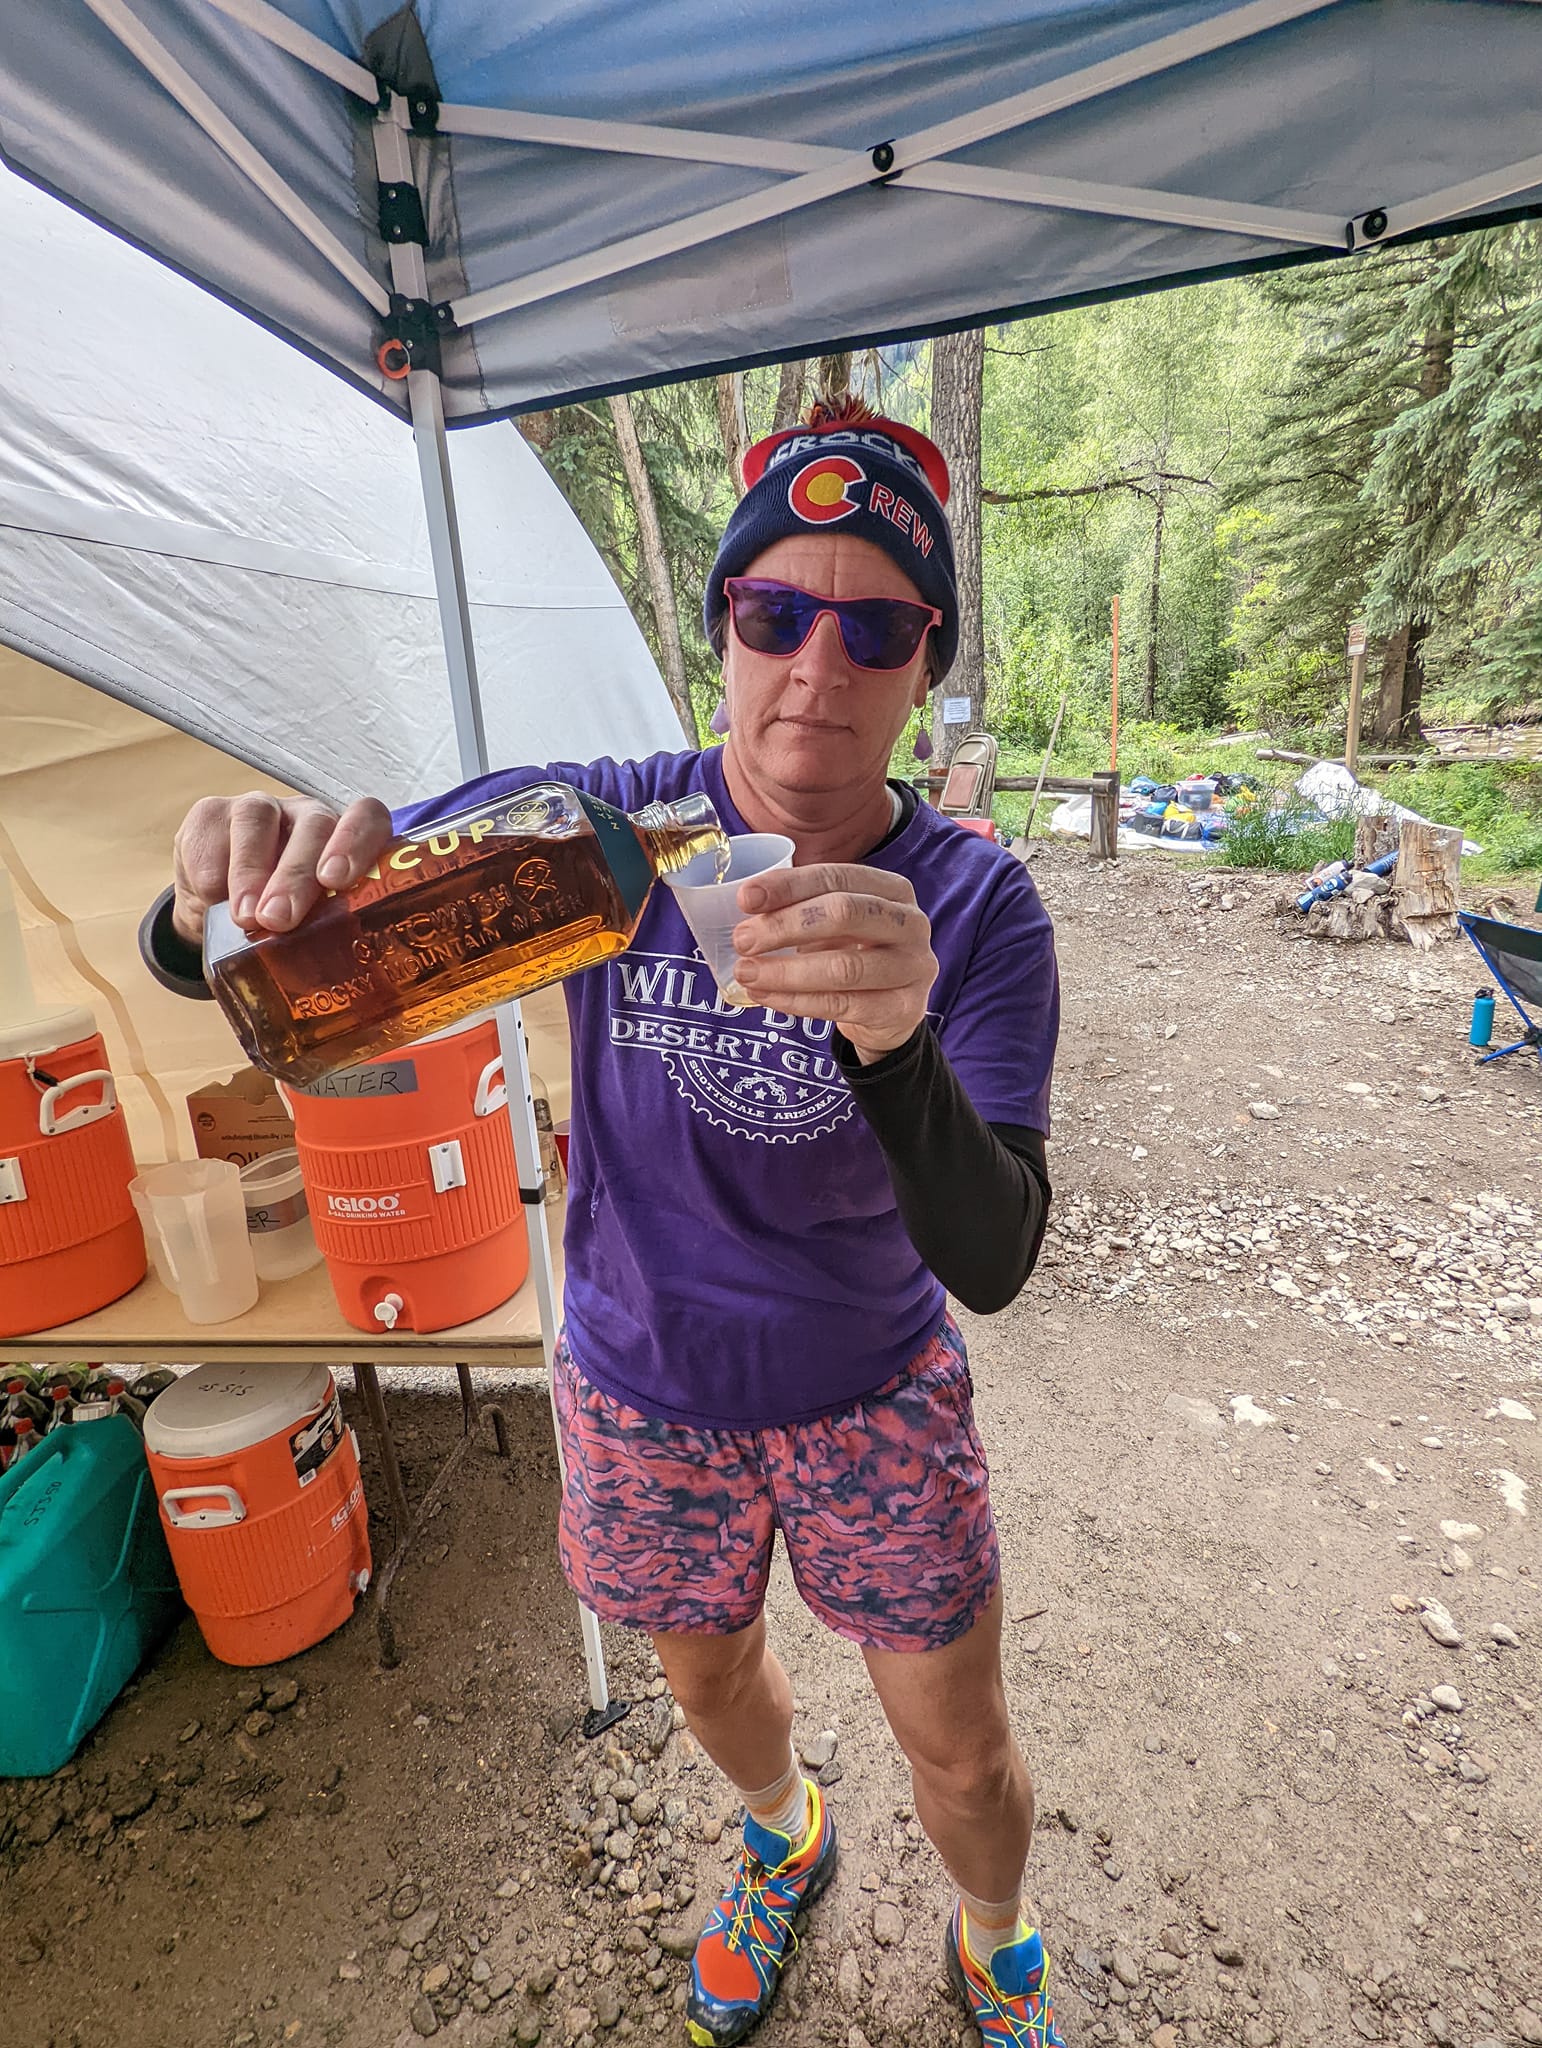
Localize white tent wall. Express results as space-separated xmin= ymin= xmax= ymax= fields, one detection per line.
xmin=0 ymin=166 xmax=684 ymax=805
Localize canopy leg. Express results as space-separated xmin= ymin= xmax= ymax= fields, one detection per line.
xmin=402 ymin=352 xmax=619 ymax=1727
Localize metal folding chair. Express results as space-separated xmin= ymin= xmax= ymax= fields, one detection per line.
xmin=936 ymin=730 xmax=999 ymax=840
xmin=1458 ymin=912 xmax=1542 ymax=1073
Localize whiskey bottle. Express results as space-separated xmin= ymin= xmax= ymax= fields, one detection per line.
xmin=202 ymin=781 xmax=727 ymax=1088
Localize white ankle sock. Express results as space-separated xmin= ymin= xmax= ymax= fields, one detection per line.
xmin=959 ymin=1886 xmax=1026 ymax=1967
xmin=737 ymin=1753 xmax=810 ymax=1845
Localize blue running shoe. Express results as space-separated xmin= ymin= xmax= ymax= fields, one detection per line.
xmin=944 ymin=1901 xmax=1066 ymax=2047
xmin=686 ymin=1778 xmax=838 ymax=2046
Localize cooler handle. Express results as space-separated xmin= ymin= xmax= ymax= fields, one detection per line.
xmin=161 ymin=1484 xmax=247 ymax=1529
xmin=473 ymin=1055 xmax=507 ymax=1118
xmin=39 ymin=1069 xmax=117 ymax=1136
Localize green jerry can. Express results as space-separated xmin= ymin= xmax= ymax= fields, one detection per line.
xmin=0 ymin=1414 xmax=185 ymax=1777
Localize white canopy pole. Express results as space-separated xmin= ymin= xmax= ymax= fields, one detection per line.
xmin=372 ymin=97 xmax=616 ymax=1723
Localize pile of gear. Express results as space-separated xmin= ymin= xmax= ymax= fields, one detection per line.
xmin=1120 ymin=772 xmax=1259 ymax=845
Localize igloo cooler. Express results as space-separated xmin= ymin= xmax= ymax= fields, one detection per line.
xmin=144 ymin=1362 xmax=370 ymax=1665
xmin=283 ymin=1013 xmax=529 ymax=1334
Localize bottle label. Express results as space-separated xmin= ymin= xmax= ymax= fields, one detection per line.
xmin=576 ymin=792 xmax=653 ymax=918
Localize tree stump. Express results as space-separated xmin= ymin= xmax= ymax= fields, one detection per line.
xmin=1393 ymin=819 xmax=1462 ymax=951
xmin=1354 ymin=813 xmax=1400 ymax=867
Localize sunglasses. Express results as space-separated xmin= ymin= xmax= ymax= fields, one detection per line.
xmin=725 ymin=577 xmax=941 ymax=673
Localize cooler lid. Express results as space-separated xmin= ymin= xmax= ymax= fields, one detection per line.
xmin=0 ymin=1004 xmax=98 ymax=1063
xmin=143 ymin=1361 xmax=334 ymax=1459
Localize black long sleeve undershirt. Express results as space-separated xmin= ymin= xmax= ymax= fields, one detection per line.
xmin=141 ymin=885 xmax=1051 ymax=1310
xmin=834 ymin=1022 xmax=1051 ymax=1315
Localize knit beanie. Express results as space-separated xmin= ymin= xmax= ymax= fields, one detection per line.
xmin=704 ymin=397 xmax=958 ymax=682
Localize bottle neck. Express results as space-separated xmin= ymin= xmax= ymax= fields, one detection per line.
xmin=632 ymin=794 xmax=729 ymax=880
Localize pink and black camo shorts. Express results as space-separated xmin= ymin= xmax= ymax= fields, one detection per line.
xmin=552 ymin=1316 xmax=999 ymax=1654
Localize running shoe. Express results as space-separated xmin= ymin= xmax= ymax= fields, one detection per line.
xmin=686 ymin=1778 xmax=838 ymax=2047
xmin=944 ymin=1900 xmax=1065 ymax=2048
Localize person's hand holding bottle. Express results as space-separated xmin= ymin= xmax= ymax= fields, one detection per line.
xmin=170 ymin=791 xmax=394 ymax=946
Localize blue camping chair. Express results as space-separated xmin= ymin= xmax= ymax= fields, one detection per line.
xmin=1458 ymin=913 xmax=1542 ymax=1073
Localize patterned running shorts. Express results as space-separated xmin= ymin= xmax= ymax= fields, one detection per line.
xmin=552 ymin=1316 xmax=999 ymax=1654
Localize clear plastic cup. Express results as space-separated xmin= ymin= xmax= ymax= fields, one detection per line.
xmin=665 ymin=833 xmax=794 ymax=1004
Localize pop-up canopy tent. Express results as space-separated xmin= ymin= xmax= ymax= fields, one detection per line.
xmin=3 ymin=0 xmax=1538 ymax=1714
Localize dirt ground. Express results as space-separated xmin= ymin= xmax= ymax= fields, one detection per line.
xmin=4 ymin=845 xmax=1541 ymax=2048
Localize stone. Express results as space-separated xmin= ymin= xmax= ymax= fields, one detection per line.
xmin=1149 ymin=2028 xmax=1180 ymax=2048
xmin=800 ymin=1730 xmax=839 ymax=1770
xmin=390 ymin=1885 xmax=424 ymax=1922
xmin=871 ymin=1902 xmax=904 ymax=1947
xmin=630 ymin=1789 xmax=660 ymax=1826
xmin=177 ymin=1719 xmax=201 ymax=1743
xmin=1243 ymin=2024 xmax=1278 ymax=2048
xmin=233 ymin=1799 xmax=267 ymax=1827
xmin=471 ymin=1957 xmax=492 ymax=1985
xmin=1212 ymin=1944 xmax=1245 ymax=1968
xmin=837 ymin=1950 xmax=863 ymax=2011
xmin=397 ymin=1908 xmax=442 ymax=1951
xmin=1425 ymin=2012 xmax=1453 ymax=2047
xmin=514 ymin=2021 xmax=542 ymax=2047
xmin=593 ymin=1989 xmax=622 ymax=2029
xmin=1489 ymin=1622 xmax=1521 ymax=1647
xmin=337 ymin=1961 xmax=362 ymax=1982
xmin=409 ymin=1996 xmax=440 ymax=2038
xmin=421 ymin=1964 xmax=451 ymax=1995
xmin=1418 ymin=1601 xmax=1463 ymax=1649
xmin=263 ymin=1677 xmax=300 ymax=1711
xmin=1511 ymin=2009 xmax=1542 ymax=2045
xmin=546 ymin=1706 xmax=579 ymax=1745
xmin=1429 ymin=1685 xmax=1462 ymax=1712
xmin=526 ymin=1960 xmax=560 ymax=1994
xmin=1249 ymin=1102 xmax=1281 ymax=1121
xmin=1111 ymin=1952 xmax=1141 ymax=1989
xmin=1146 ymin=1953 xmax=1183 ymax=1981
xmin=654 ymin=1928 xmax=697 ymax=1962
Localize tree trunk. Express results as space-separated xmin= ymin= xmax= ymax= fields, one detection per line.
xmin=815 ymin=352 xmax=852 ymax=407
xmin=928 ymin=329 xmax=986 ymax=767
xmin=1393 ymin=818 xmax=1462 ymax=950
xmin=771 ymin=358 xmax=806 ymax=432
xmin=715 ymin=373 xmax=748 ymax=497
xmin=1140 ymin=487 xmax=1166 ymax=719
xmin=607 ymin=392 xmax=699 ymax=746
xmin=1370 ymin=308 xmax=1455 ymax=745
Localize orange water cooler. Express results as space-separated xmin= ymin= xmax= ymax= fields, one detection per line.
xmin=143 ymin=1362 xmax=370 ymax=1664
xmin=0 ymin=1001 xmax=146 ymax=1338
xmin=282 ymin=1015 xmax=529 ymax=1334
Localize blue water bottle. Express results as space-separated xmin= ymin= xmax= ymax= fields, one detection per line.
xmin=1469 ymin=988 xmax=1496 ymax=1048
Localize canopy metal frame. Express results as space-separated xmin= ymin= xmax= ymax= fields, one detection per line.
xmin=60 ymin=0 xmax=1542 ymax=1724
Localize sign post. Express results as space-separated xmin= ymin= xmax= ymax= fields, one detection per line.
xmin=1345 ymin=621 xmax=1369 ymax=779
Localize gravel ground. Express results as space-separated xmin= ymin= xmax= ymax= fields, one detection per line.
xmin=3 ymin=844 xmax=1539 ymax=2048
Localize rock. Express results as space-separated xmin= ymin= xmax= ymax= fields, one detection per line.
xmin=471 ymin=1957 xmax=492 ymax=1985
xmin=605 ymin=1830 xmax=631 ymax=1862
xmin=1512 ymin=2009 xmax=1542 ymax=2045
xmin=1249 ymin=1102 xmax=1281 ymax=1121
xmin=234 ymin=1799 xmax=267 ymax=1827
xmin=817 ymin=1760 xmax=844 ymax=1788
xmin=263 ymin=1677 xmax=300 ymax=1712
xmin=244 ymin=1711 xmax=274 ymax=1738
xmin=390 ymin=1885 xmax=424 ymax=1922
xmin=409 ymin=1996 xmax=440 ymax=2038
xmin=837 ymin=1950 xmax=863 ymax=2011
xmin=1150 ymin=2029 xmax=1180 ymax=2048
xmin=1110 ymin=1951 xmax=1141 ymax=1989
xmin=1147 ymin=1952 xmax=1183 ymax=1980
xmin=421 ymin=1963 xmax=451 ymax=1995
xmin=545 ymin=1706 xmax=578 ymax=1745
xmin=1426 ymin=2012 xmax=1454 ymax=2046
xmin=1429 ymin=1685 xmax=1463 ymax=1712
xmin=593 ymin=1989 xmax=622 ymax=2029
xmin=177 ymin=1719 xmax=202 ymax=1743
xmin=654 ymin=1928 xmax=697 ymax=1962
xmin=1213 ymin=1943 xmax=1245 ymax=1968
xmin=1418 ymin=1601 xmax=1463 ymax=1649
xmin=487 ymin=1973 xmax=515 ymax=2002
xmin=1243 ymin=2023 xmax=1278 ymax=2048
xmin=630 ymin=1789 xmax=660 ymax=1826
xmin=338 ymin=1961 xmax=362 ymax=1982
xmin=397 ymin=1907 xmax=442 ymax=1950
xmin=514 ymin=2020 xmax=542 ymax=2047
xmin=643 ymin=1696 xmax=674 ymax=1758
xmin=800 ymin=1730 xmax=839 ymax=1771
xmin=1490 ymin=1397 xmax=1535 ymax=1422
xmin=23 ymin=1799 xmax=64 ymax=1846
xmin=1439 ymin=1521 xmax=1483 ymax=1542
xmin=1489 ymin=1622 xmax=1521 ymax=1647
xmin=871 ymin=1902 xmax=904 ymax=1947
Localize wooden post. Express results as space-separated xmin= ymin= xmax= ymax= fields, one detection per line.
xmin=1394 ymin=819 xmax=1463 ymax=951
xmin=1345 ymin=620 xmax=1368 ymax=780
xmin=1110 ymin=593 xmax=1120 ymax=785
xmin=1090 ymin=769 xmax=1119 ymax=862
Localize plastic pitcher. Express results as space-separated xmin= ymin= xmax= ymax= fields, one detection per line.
xmin=129 ymin=1159 xmax=259 ymax=1323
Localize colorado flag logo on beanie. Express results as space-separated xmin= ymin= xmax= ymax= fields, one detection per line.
xmin=788 ymin=454 xmax=864 ymax=524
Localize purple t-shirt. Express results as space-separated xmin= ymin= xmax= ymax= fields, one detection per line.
xmin=395 ymin=747 xmax=1058 ymax=1428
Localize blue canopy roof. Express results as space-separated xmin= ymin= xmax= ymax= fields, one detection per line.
xmin=2 ymin=0 xmax=1538 ymax=423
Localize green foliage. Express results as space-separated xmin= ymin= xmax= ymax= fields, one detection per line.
xmin=1219 ymin=796 xmax=1354 ymax=873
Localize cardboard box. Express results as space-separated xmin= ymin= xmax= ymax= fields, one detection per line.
xmin=186 ymin=1067 xmax=294 ymax=1168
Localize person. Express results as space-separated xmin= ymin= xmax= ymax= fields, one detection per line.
xmin=141 ymin=398 xmax=1063 ymax=2048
